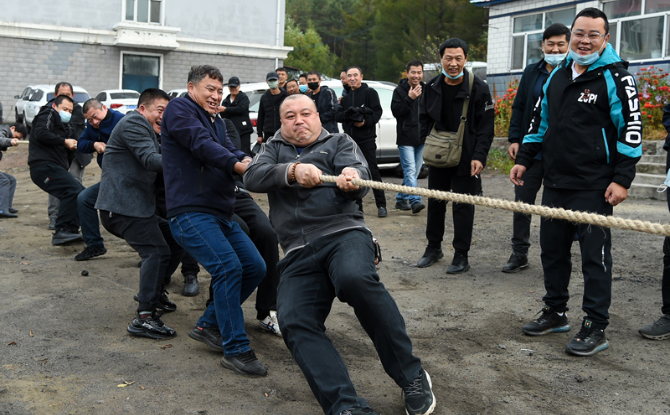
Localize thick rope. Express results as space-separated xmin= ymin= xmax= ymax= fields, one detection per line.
xmin=320 ymin=175 xmax=670 ymax=237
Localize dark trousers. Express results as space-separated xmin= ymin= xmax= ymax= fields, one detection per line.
xmin=511 ymin=160 xmax=544 ymax=256
xmin=540 ymin=188 xmax=613 ymax=329
xmin=663 ymin=151 xmax=670 ymax=315
xmin=240 ymin=133 xmax=252 ymax=157
xmin=425 ymin=166 xmax=477 ymax=255
xmin=100 ymin=211 xmax=185 ymax=312
xmin=30 ymin=163 xmax=85 ymax=232
xmin=77 ymin=182 xmax=104 ymax=248
xmin=181 ymin=252 xmax=200 ymax=277
xmin=356 ymin=140 xmax=386 ymax=209
xmin=277 ymin=229 xmax=421 ymax=415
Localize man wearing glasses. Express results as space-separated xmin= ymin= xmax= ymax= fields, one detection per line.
xmin=510 ymin=7 xmax=642 ymax=356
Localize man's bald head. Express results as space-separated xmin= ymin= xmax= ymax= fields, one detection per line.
xmin=280 ymin=94 xmax=322 ymax=147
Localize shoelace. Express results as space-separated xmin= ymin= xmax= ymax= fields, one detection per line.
xmin=237 ymin=350 xmax=258 ymax=364
xmin=573 ymin=326 xmax=592 ymax=341
xmin=340 ymin=411 xmax=353 ymax=415
xmin=403 ymin=375 xmax=423 ymax=396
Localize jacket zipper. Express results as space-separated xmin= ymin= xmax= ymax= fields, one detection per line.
xmin=602 ymin=128 xmax=610 ymax=163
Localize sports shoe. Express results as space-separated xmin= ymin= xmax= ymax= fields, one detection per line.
xmin=402 ymin=369 xmax=436 ymax=415
xmin=48 ymin=217 xmax=56 ymax=230
xmin=133 ymin=290 xmax=177 ymax=312
xmin=378 ymin=206 xmax=388 ymax=218
xmin=522 ymin=306 xmax=570 ymax=336
xmin=411 ymin=201 xmax=425 ymax=214
xmin=417 ymin=246 xmax=443 ymax=268
xmin=395 ymin=200 xmax=412 ymax=211
xmin=565 ymin=319 xmax=609 ymax=356
xmin=188 ymin=325 xmax=223 ymax=351
xmin=446 ymin=252 xmax=469 ymax=274
xmin=8 ymin=207 xmax=18 ymax=214
xmin=74 ymin=245 xmax=107 ymax=261
xmin=502 ymin=253 xmax=529 ymax=273
xmin=0 ymin=211 xmax=18 ymax=218
xmin=182 ymin=274 xmax=200 ymax=296
xmin=639 ymin=314 xmax=670 ymax=340
xmin=259 ymin=310 xmax=282 ymax=336
xmin=339 ymin=407 xmax=381 ymax=415
xmin=127 ymin=312 xmax=176 ymax=339
xmin=51 ymin=229 xmax=84 ymax=246
xmin=220 ymin=350 xmax=268 ymax=376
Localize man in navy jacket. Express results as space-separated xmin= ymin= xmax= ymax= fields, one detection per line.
xmin=74 ymin=99 xmax=125 ymax=261
xmin=161 ymin=65 xmax=267 ymax=376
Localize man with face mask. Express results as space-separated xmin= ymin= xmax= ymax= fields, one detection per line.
xmin=256 ymin=71 xmax=288 ymax=144
xmin=29 ymin=95 xmax=85 ymax=245
xmin=503 ymin=23 xmax=570 ymax=273
xmin=511 ymin=8 xmax=642 ymax=357
xmin=306 ymin=70 xmax=339 ymax=133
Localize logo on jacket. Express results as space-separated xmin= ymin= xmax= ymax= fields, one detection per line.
xmin=577 ymin=89 xmax=598 ymax=104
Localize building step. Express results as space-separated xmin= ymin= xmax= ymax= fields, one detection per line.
xmin=629 ymin=183 xmax=667 ymax=200
xmin=632 ymin=172 xmax=666 ymax=185
xmin=641 ymin=154 xmax=666 ymax=164
xmin=636 ymin=162 xmax=666 ymax=174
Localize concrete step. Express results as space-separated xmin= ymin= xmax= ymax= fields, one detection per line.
xmin=636 ymin=162 xmax=666 ymax=174
xmin=629 ymin=183 xmax=667 ymax=200
xmin=641 ymin=154 xmax=666 ymax=164
xmin=632 ymin=172 xmax=666 ymax=185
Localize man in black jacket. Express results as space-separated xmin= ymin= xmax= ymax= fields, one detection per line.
xmin=391 ymin=60 xmax=427 ymax=214
xmin=503 ymin=24 xmax=570 ymax=274
xmin=256 ymin=72 xmax=288 ymax=144
xmin=306 ymin=70 xmax=339 ymax=133
xmin=417 ymin=38 xmax=495 ymax=274
xmin=29 ymin=95 xmax=85 ymax=245
xmin=219 ymin=76 xmax=254 ymax=155
xmin=335 ymin=66 xmax=387 ymax=217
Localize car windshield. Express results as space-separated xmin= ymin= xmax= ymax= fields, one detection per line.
xmin=247 ymin=91 xmax=266 ymax=112
xmin=44 ymin=92 xmax=89 ymax=103
xmin=111 ymin=92 xmax=140 ymax=99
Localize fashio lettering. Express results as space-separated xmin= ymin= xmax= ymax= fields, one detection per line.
xmin=621 ymin=75 xmax=642 ymax=144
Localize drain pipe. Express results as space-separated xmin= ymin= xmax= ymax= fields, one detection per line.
xmin=275 ymin=0 xmax=281 ymax=68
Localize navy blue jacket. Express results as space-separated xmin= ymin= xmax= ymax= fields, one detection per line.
xmin=161 ymin=94 xmax=247 ymax=220
xmin=77 ymin=109 xmax=125 ymax=167
xmin=508 ymin=60 xmax=550 ymax=145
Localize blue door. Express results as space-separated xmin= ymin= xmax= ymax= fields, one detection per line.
xmin=122 ymin=55 xmax=160 ymax=93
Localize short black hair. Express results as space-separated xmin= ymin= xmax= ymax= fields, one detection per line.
xmin=82 ymin=99 xmax=103 ymax=114
xmin=286 ymin=79 xmax=299 ymax=87
xmin=572 ymin=7 xmax=609 ymax=34
xmin=11 ymin=123 xmax=28 ymax=138
xmin=299 ymin=73 xmax=308 ymax=80
xmin=439 ymin=38 xmax=469 ymax=58
xmin=138 ymin=88 xmax=171 ymax=108
xmin=275 ymin=67 xmax=288 ymax=74
xmin=187 ymin=65 xmax=224 ymax=85
xmin=307 ymin=70 xmax=321 ymax=79
xmin=406 ymin=60 xmax=424 ymax=72
xmin=346 ymin=66 xmax=363 ymax=75
xmin=543 ymin=23 xmax=571 ymax=41
xmin=54 ymin=82 xmax=73 ymax=95
xmin=53 ymin=95 xmax=74 ymax=107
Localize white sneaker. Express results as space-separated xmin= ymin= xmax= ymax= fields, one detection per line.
xmin=259 ymin=310 xmax=281 ymax=336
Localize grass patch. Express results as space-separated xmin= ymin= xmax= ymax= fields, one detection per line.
xmin=486 ymin=148 xmax=514 ymax=175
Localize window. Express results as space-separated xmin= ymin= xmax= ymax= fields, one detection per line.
xmin=511 ymin=7 xmax=576 ymax=70
xmin=95 ymin=92 xmax=106 ymax=101
xmin=121 ymin=53 xmax=162 ymax=91
xmin=125 ymin=0 xmax=162 ymax=24
xmin=606 ymin=0 xmax=670 ymax=61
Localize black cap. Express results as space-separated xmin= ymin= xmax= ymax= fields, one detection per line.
xmin=228 ymin=76 xmax=240 ymax=87
xmin=266 ymin=72 xmax=279 ymax=81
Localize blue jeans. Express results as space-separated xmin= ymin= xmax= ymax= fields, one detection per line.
xmin=169 ymin=212 xmax=266 ymax=356
xmin=77 ymin=182 xmax=104 ymax=248
xmin=277 ymin=228 xmax=422 ymax=415
xmin=396 ymin=145 xmax=424 ymax=204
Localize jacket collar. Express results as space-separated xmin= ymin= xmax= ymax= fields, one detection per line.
xmin=431 ymin=69 xmax=471 ymax=99
xmin=563 ymin=43 xmax=626 ymax=72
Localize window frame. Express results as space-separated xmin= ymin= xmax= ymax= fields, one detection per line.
xmin=122 ymin=0 xmax=165 ymax=25
xmin=606 ymin=0 xmax=670 ymax=62
xmin=119 ymin=51 xmax=164 ymax=90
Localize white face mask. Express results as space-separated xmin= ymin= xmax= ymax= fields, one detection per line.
xmin=569 ymin=41 xmax=606 ymax=66
xmin=544 ymin=53 xmax=567 ymax=67
xmin=657 ymin=168 xmax=670 ymax=192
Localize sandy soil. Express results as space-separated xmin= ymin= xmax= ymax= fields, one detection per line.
xmin=1 ymin=144 xmax=669 ymax=415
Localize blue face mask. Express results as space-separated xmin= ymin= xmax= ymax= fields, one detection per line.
xmin=59 ymin=110 xmax=71 ymax=123
xmin=569 ymin=42 xmax=606 ymax=66
xmin=443 ymin=69 xmax=463 ymax=80
xmin=658 ymin=169 xmax=670 ymax=193
xmin=544 ymin=53 xmax=567 ymax=67
xmin=299 ymin=85 xmax=308 ymax=93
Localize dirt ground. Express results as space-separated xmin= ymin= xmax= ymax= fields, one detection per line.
xmin=1 ymin=143 xmax=669 ymax=415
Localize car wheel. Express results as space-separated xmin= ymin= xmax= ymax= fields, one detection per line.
xmin=15 ymin=109 xmax=22 ymax=123
xmin=418 ymin=164 xmax=428 ymax=179
xmin=22 ymin=112 xmax=31 ymax=133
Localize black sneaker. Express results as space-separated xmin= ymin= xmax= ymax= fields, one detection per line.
xmin=182 ymin=274 xmax=200 ymax=296
xmin=378 ymin=206 xmax=388 ymax=218
xmin=8 ymin=207 xmax=18 ymax=214
xmin=74 ymin=245 xmax=107 ymax=261
xmin=639 ymin=314 xmax=670 ymax=340
xmin=220 ymin=350 xmax=268 ymax=376
xmin=417 ymin=246 xmax=443 ymax=268
xmin=411 ymin=201 xmax=425 ymax=214
xmin=446 ymin=252 xmax=469 ymax=274
xmin=339 ymin=407 xmax=381 ymax=415
xmin=522 ymin=306 xmax=570 ymax=336
xmin=127 ymin=312 xmax=176 ymax=339
xmin=502 ymin=253 xmax=529 ymax=273
xmin=402 ymin=369 xmax=436 ymax=415
xmin=48 ymin=217 xmax=56 ymax=231
xmin=565 ymin=320 xmax=609 ymax=356
xmin=133 ymin=290 xmax=177 ymax=312
xmin=395 ymin=200 xmax=412 ymax=211
xmin=188 ymin=325 xmax=223 ymax=351
xmin=51 ymin=229 xmax=84 ymax=246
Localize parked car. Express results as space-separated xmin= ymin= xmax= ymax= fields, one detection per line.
xmin=16 ymin=85 xmax=90 ymax=129
xmin=95 ymin=89 xmax=140 ymax=114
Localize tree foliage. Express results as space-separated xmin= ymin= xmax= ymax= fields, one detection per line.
xmin=284 ymin=17 xmax=340 ymax=76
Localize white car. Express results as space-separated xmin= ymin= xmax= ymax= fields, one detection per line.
xmin=95 ymin=89 xmax=140 ymax=114
xmin=16 ymin=85 xmax=90 ymax=129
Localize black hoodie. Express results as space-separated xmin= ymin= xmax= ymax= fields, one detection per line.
xmin=28 ymin=105 xmax=73 ymax=169
xmin=335 ymin=83 xmax=382 ymax=144
xmin=391 ymin=78 xmax=426 ymax=147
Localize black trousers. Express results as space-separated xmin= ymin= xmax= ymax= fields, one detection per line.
xmin=511 ymin=160 xmax=544 ymax=256
xmin=239 ymin=133 xmax=252 ymax=157
xmin=540 ymin=188 xmax=613 ymax=329
xmin=205 ymin=195 xmax=280 ymax=320
xmin=663 ymin=151 xmax=670 ymax=315
xmin=100 ymin=211 xmax=185 ymax=312
xmin=425 ymin=166 xmax=477 ymax=255
xmin=356 ymin=140 xmax=386 ymax=209
xmin=30 ymin=163 xmax=85 ymax=232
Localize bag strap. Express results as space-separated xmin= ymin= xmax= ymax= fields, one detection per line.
xmin=460 ymin=71 xmax=475 ymax=121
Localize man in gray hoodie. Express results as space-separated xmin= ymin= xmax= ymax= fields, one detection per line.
xmin=0 ymin=123 xmax=27 ymax=218
xmin=244 ymin=94 xmax=436 ymax=415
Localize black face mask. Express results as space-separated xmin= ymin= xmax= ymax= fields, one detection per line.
xmin=308 ymin=82 xmax=319 ymax=91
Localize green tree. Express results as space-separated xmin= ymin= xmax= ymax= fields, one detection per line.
xmin=339 ymin=0 xmax=377 ymax=77
xmin=284 ymin=17 xmax=340 ymax=76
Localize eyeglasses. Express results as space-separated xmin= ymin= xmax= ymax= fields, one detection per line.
xmin=571 ymin=31 xmax=607 ymax=42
